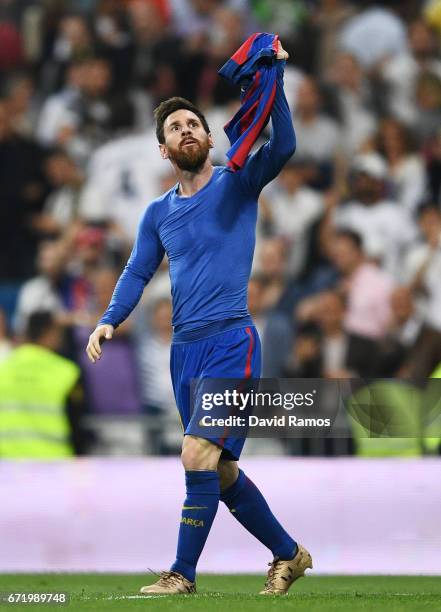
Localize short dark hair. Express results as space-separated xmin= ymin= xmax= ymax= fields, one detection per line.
xmin=26 ymin=311 xmax=56 ymax=343
xmin=416 ymin=202 xmax=440 ymax=219
xmin=153 ymin=97 xmax=210 ymax=144
xmin=335 ymin=229 xmax=363 ymax=251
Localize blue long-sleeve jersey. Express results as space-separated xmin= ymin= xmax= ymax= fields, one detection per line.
xmin=99 ymin=67 xmax=296 ymax=342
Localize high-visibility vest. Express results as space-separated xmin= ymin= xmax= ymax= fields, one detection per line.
xmin=425 ymin=0 xmax=441 ymax=34
xmin=0 ymin=344 xmax=79 ymax=459
xmin=348 ymin=381 xmax=424 ymax=457
xmin=431 ymin=363 xmax=441 ymax=378
xmin=426 ymin=364 xmax=441 ymax=453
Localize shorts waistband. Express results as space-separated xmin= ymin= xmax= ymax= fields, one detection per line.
xmin=172 ymin=316 xmax=253 ymax=344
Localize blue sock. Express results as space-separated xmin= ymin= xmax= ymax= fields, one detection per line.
xmin=220 ymin=469 xmax=297 ymax=560
xmin=171 ymin=470 xmax=220 ymax=582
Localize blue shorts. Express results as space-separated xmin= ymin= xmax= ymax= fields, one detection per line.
xmin=170 ymin=324 xmax=261 ymax=460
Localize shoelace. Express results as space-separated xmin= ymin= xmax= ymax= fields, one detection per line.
xmin=263 ymin=560 xmax=293 ymax=591
xmin=263 ymin=561 xmax=281 ymax=590
xmin=145 ymin=568 xmax=195 ymax=593
xmin=157 ymin=571 xmax=184 ymax=587
xmin=147 ymin=569 xmax=184 ymax=586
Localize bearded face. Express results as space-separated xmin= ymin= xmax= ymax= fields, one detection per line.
xmin=160 ymin=109 xmax=212 ymax=172
xmin=167 ymin=133 xmax=211 ymax=171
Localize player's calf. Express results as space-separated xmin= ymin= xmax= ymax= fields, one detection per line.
xmin=217 ymin=459 xmax=239 ymax=491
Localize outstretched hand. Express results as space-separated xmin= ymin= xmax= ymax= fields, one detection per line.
xmin=86 ymin=324 xmax=114 ymax=363
xmin=277 ymin=41 xmax=289 ymax=61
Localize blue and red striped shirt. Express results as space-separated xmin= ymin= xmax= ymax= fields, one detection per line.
xmin=219 ymin=32 xmax=280 ymax=170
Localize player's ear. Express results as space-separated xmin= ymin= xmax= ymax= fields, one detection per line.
xmin=208 ymin=133 xmax=214 ymax=149
xmin=159 ymin=143 xmax=169 ymax=160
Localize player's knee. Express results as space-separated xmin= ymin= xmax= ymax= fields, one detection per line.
xmin=218 ymin=460 xmax=239 ymax=491
xmin=180 ymin=444 xmax=199 ymax=470
xmin=181 ymin=436 xmax=221 ymax=471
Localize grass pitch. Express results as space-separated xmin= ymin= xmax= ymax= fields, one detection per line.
xmin=0 ymin=574 xmax=440 ymax=611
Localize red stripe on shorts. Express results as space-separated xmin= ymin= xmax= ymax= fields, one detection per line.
xmin=244 ymin=326 xmax=254 ymax=378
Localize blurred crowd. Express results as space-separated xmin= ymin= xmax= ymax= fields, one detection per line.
xmin=0 ymin=0 xmax=441 ymax=457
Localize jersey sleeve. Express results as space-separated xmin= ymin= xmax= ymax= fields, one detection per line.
xmin=237 ymin=62 xmax=296 ymax=197
xmin=98 ymin=204 xmax=165 ymax=329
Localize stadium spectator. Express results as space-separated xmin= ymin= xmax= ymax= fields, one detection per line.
xmin=331 ymin=230 xmax=395 ymax=338
xmin=388 ymin=286 xmax=422 ymax=350
xmin=328 ymin=230 xmax=395 ymax=376
xmin=169 ymin=0 xmax=249 ymax=39
xmin=36 ymin=60 xmax=88 ymax=146
xmin=14 ymin=231 xmax=104 ymax=337
xmin=78 ymin=126 xmax=167 ymax=245
xmin=37 ymin=55 xmax=116 ymax=166
xmin=332 ymin=153 xmax=417 ymax=277
xmin=283 ymin=321 xmax=322 ymax=378
xmin=125 ymin=0 xmax=173 ymax=88
xmin=263 ymin=159 xmax=324 ymax=279
xmin=375 ymin=286 xmax=422 ymax=376
xmin=381 ymin=19 xmax=441 ymax=126
xmin=402 ymin=204 xmax=441 ymax=325
xmin=2 ymin=72 xmax=37 ymax=138
xmin=377 ymin=118 xmax=427 ymax=213
xmin=255 ymin=237 xmax=289 ymax=311
xmin=0 ymin=98 xmax=48 ymax=308
xmin=425 ymin=0 xmax=441 ymax=34
xmin=313 ymin=290 xmax=352 ymax=378
xmin=14 ymin=240 xmax=71 ymax=336
xmin=339 ymin=1 xmax=407 ymax=69
xmin=313 ymin=0 xmax=356 ymax=78
xmin=324 ymin=52 xmax=376 ymax=154
xmin=404 ymin=204 xmax=441 ymax=274
xmin=38 ymin=13 xmax=95 ymax=96
xmin=294 ymin=289 xmax=354 ymax=377
xmin=66 ymin=225 xmax=108 ymax=322
xmin=0 ymin=311 xmax=81 ymax=458
xmin=94 ymin=0 xmax=135 ymax=92
xmin=293 ymin=76 xmax=341 ymax=166
xmin=199 ymin=6 xmax=247 ymax=106
xmin=38 ymin=150 xmax=85 ymax=235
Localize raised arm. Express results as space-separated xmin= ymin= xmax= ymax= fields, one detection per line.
xmin=86 ymin=204 xmax=165 ymax=363
xmin=238 ymin=60 xmax=296 ymax=197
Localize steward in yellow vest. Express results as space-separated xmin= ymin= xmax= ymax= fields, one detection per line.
xmin=0 ymin=311 xmax=80 ymax=459
xmin=348 ymin=378 xmax=441 ymax=457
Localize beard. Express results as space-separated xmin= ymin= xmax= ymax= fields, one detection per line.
xmin=167 ymin=137 xmax=210 ymax=172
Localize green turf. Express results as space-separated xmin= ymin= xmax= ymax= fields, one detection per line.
xmin=0 ymin=574 xmax=440 ymax=611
